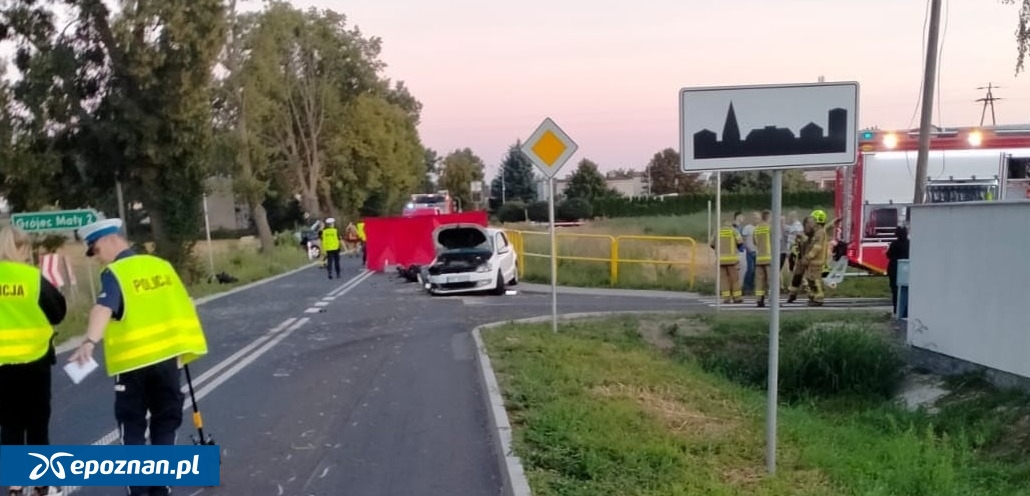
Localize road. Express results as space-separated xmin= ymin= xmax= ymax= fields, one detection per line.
xmin=52 ymin=258 xmax=707 ymax=496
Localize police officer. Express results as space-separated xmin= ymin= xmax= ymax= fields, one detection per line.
xmin=69 ymin=218 xmax=209 ymax=496
xmin=320 ymin=218 xmax=342 ymax=280
xmin=0 ymin=225 xmax=67 ymax=496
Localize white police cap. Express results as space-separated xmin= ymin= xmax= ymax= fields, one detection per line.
xmin=77 ymin=218 xmax=124 ymax=256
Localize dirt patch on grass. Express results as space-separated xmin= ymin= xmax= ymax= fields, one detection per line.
xmin=590 ymin=383 xmax=735 ymax=438
xmin=637 ymin=317 xmax=708 ymax=351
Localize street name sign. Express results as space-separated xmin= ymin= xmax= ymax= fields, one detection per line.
xmin=520 ymin=117 xmax=579 ymax=179
xmin=11 ymin=209 xmax=100 ymax=233
xmin=680 ymin=81 xmax=859 ymax=172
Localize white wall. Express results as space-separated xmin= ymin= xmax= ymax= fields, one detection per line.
xmin=907 ymin=201 xmax=1030 ymax=378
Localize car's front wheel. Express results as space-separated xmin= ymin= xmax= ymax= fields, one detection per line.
xmin=492 ymin=269 xmax=506 ymax=296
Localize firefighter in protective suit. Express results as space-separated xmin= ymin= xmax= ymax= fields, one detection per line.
xmin=786 ymin=216 xmax=812 ymax=303
xmin=710 ymin=220 xmax=744 ymax=304
xmin=802 ymin=209 xmax=831 ymax=306
xmin=753 ymin=210 xmax=773 ymax=307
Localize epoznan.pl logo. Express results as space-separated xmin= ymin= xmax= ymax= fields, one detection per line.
xmin=28 ymin=452 xmax=73 ymax=480
xmin=0 ymin=446 xmax=220 ymax=487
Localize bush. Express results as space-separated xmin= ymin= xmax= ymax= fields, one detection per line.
xmin=497 ymin=202 xmax=528 ymax=223
xmin=680 ymin=316 xmax=905 ymax=402
xmin=527 ymin=201 xmax=548 ymax=222
xmin=557 ymin=197 xmax=593 ymax=221
xmin=780 ymin=324 xmax=906 ymax=400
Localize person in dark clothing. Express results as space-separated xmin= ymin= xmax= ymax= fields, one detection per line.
xmin=886 ymin=225 xmax=910 ymax=315
xmin=0 ymin=226 xmax=67 ymax=496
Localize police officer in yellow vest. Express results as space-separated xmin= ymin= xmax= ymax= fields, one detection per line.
xmin=0 ymin=225 xmax=67 ymax=496
xmin=710 ymin=220 xmax=744 ymax=304
xmin=753 ymin=210 xmax=773 ymax=308
xmin=321 ymin=218 xmax=342 ymax=280
xmin=356 ymin=220 xmax=367 ymax=266
xmin=69 ymin=218 xmax=208 ymax=496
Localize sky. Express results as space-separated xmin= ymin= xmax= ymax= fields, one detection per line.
xmin=276 ymin=0 xmax=1030 ymax=180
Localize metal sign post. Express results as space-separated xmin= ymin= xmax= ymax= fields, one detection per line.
xmin=715 ymin=172 xmax=721 ymax=311
xmin=202 ymin=194 xmax=216 ymax=279
xmin=520 ymin=117 xmax=579 ymax=333
xmin=680 ymin=81 xmax=859 ymax=474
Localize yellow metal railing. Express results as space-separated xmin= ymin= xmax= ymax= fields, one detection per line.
xmin=504 ymin=229 xmax=698 ymax=289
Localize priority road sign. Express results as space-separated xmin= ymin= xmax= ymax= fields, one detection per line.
xmin=11 ymin=209 xmax=100 ymax=233
xmin=520 ymin=117 xmax=578 ymax=179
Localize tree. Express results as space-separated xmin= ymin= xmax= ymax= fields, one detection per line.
xmin=720 ymin=170 xmax=819 ymax=194
xmin=243 ymin=2 xmax=386 ymax=218
xmin=606 ymin=168 xmax=637 ymax=179
xmin=490 ymin=141 xmax=537 ymax=204
xmin=423 ymin=148 xmax=440 ymax=193
xmin=438 ymin=148 xmax=485 ymax=211
xmin=1002 ymin=0 xmax=1030 ymax=73
xmin=328 ymin=93 xmax=425 ymax=218
xmin=644 ymin=148 xmax=705 ymax=195
xmin=563 ymin=159 xmax=622 ymax=202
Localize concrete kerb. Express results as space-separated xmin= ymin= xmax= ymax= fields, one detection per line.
xmin=55 ymin=261 xmax=320 ymax=355
xmin=471 ymin=310 xmax=692 ymax=496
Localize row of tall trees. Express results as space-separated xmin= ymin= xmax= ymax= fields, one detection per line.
xmin=0 ymin=0 xmax=425 ymax=277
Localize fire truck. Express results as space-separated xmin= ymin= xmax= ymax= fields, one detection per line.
xmin=835 ymin=125 xmax=1030 ymax=275
xmin=402 ymin=191 xmax=455 ymax=217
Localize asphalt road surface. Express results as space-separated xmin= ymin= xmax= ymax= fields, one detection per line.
xmin=51 ymin=258 xmax=707 ymax=496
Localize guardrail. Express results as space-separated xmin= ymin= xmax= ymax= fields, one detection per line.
xmin=504 ymin=229 xmax=698 ymax=289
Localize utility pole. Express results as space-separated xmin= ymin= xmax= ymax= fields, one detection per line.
xmin=976 ymin=83 xmax=1001 ymax=126
xmin=913 ymin=0 xmax=943 ymax=205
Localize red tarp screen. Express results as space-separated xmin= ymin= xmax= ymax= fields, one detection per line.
xmin=363 ymin=211 xmax=489 ymax=271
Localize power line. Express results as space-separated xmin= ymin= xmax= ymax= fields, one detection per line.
xmin=975 ymin=83 xmax=1002 ymax=126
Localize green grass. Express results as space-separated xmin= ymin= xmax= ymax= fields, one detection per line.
xmin=482 ymin=314 xmax=1030 ymax=496
xmin=52 ymin=240 xmax=311 ymax=344
xmin=502 ymin=209 xmax=891 ymax=299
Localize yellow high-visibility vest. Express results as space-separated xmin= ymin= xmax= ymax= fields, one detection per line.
xmin=754 ymin=223 xmax=772 ymax=265
xmin=356 ymin=222 xmax=366 ymax=241
xmin=103 ymin=255 xmax=208 ymax=376
xmin=0 ymin=262 xmax=51 ymax=365
xmin=321 ymin=227 xmax=340 ymax=251
xmin=718 ymin=227 xmax=739 ymax=265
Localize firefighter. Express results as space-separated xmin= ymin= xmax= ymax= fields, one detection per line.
xmin=69 ymin=218 xmax=209 ymax=496
xmin=0 ymin=226 xmax=67 ymax=496
xmin=753 ymin=210 xmax=773 ymax=307
xmin=321 ymin=218 xmax=342 ymax=280
xmin=356 ymin=220 xmax=367 ymax=266
xmin=786 ymin=216 xmax=813 ymax=303
xmin=803 ymin=210 xmax=831 ymax=306
xmin=710 ymin=220 xmax=744 ymax=304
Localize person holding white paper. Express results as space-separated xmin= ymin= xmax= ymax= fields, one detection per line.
xmin=69 ymin=218 xmax=208 ymax=496
xmin=0 ymin=225 xmax=67 ymax=496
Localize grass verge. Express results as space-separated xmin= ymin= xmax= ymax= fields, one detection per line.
xmin=51 ymin=239 xmax=311 ymax=345
xmin=482 ymin=313 xmax=1030 ymax=495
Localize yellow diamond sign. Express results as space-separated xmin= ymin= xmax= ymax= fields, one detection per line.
xmin=521 ymin=117 xmax=578 ymax=179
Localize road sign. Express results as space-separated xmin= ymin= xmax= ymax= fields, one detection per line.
xmin=520 ymin=117 xmax=579 ymax=179
xmin=679 ymin=82 xmax=859 ymax=172
xmin=11 ymin=209 xmax=100 ymax=233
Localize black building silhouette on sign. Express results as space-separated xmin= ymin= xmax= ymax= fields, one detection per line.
xmin=693 ymin=103 xmax=848 ymax=159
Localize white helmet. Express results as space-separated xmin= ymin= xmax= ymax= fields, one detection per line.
xmin=326 ymin=217 xmax=335 ymax=225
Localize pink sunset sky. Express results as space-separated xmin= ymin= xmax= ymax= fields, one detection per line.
xmin=283 ymin=0 xmax=1030 ymax=180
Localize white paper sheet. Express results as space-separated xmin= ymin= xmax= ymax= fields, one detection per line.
xmin=63 ymin=357 xmax=99 ymax=384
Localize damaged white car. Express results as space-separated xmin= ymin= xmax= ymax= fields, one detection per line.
xmin=422 ymin=224 xmax=518 ymax=296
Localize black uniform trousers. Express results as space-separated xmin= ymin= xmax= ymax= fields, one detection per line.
xmin=115 ymin=357 xmax=183 ymax=496
xmin=325 ymin=249 xmax=341 ymax=278
xmin=0 ymin=346 xmax=55 ymax=446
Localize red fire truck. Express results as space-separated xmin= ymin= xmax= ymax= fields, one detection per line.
xmin=403 ymin=191 xmax=455 ymax=217
xmin=835 ymin=125 xmax=1030 ymax=275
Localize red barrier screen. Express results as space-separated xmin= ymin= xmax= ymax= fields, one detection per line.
xmin=363 ymin=211 xmax=489 ymax=271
